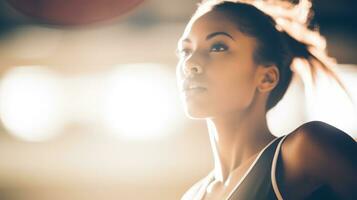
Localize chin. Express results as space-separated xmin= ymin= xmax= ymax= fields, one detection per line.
xmin=184 ymin=106 xmax=210 ymax=119
xmin=180 ymin=96 xmax=214 ymax=119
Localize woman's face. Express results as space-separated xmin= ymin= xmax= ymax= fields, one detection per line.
xmin=176 ymin=10 xmax=263 ymax=119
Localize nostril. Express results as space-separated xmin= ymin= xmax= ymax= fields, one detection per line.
xmin=184 ymin=64 xmax=203 ymax=78
xmin=190 ymin=65 xmax=203 ymax=74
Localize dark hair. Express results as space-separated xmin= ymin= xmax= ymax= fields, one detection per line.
xmin=194 ymin=1 xmax=350 ymax=111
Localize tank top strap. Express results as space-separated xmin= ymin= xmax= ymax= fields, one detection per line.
xmin=227 ymin=135 xmax=287 ymax=200
xmin=271 ymin=134 xmax=289 ymax=200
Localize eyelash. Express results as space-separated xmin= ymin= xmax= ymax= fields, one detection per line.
xmin=176 ymin=48 xmax=191 ymax=58
xmin=210 ymin=43 xmax=228 ymax=52
xmin=177 ymin=42 xmax=228 ymax=58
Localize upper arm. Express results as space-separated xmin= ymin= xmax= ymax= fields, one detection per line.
xmin=289 ymin=121 xmax=357 ymax=199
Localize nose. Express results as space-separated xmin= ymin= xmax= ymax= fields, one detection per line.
xmin=183 ymin=63 xmax=203 ymax=78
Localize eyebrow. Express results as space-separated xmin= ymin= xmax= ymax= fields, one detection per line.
xmin=206 ymin=32 xmax=235 ymax=41
xmin=181 ymin=31 xmax=235 ymax=43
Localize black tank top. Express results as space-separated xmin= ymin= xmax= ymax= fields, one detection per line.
xmin=182 ymin=135 xmax=340 ymax=200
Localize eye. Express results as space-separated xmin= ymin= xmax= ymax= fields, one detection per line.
xmin=210 ymin=43 xmax=228 ymax=52
xmin=176 ymin=48 xmax=192 ymax=58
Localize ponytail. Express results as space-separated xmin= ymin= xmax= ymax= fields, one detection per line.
xmin=197 ymin=0 xmax=352 ymax=111
xmin=279 ymin=24 xmax=352 ymax=103
xmin=249 ymin=0 xmax=354 ymax=109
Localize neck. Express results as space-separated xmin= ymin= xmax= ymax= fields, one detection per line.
xmin=206 ymin=94 xmax=276 ymax=183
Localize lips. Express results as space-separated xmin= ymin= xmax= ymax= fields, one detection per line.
xmin=180 ymin=80 xmax=207 ymax=99
xmin=184 ymin=88 xmax=207 ymax=96
xmin=181 ymin=80 xmax=207 ymax=92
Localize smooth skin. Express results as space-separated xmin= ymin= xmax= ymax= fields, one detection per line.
xmin=176 ymin=10 xmax=357 ymax=200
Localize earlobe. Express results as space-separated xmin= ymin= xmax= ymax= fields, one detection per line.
xmin=257 ymin=65 xmax=279 ymax=93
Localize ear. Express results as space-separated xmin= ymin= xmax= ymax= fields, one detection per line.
xmin=256 ymin=65 xmax=279 ymax=93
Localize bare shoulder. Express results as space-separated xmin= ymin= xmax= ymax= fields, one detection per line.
xmin=285 ymin=121 xmax=357 ymax=158
xmin=283 ymin=120 xmax=357 ymax=165
xmin=280 ymin=120 xmax=357 ymax=199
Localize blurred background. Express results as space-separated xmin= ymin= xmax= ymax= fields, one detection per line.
xmin=0 ymin=0 xmax=356 ymax=199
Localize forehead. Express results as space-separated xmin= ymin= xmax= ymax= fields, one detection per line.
xmin=180 ymin=10 xmax=247 ymax=42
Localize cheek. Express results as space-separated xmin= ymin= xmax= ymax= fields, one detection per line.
xmin=212 ymin=73 xmax=256 ymax=111
xmin=175 ymin=61 xmax=185 ymax=86
xmin=207 ymin=58 xmax=257 ymax=112
xmin=175 ymin=61 xmax=183 ymax=78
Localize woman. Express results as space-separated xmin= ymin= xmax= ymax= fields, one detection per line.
xmin=175 ymin=0 xmax=357 ymax=199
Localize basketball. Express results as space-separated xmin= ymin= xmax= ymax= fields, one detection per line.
xmin=6 ymin=0 xmax=145 ymax=25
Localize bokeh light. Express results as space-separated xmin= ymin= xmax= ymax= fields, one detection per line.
xmin=0 ymin=66 xmax=64 ymax=142
xmin=100 ymin=63 xmax=180 ymax=140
